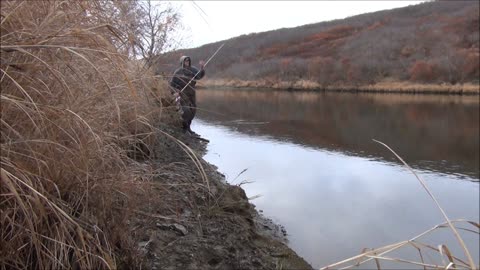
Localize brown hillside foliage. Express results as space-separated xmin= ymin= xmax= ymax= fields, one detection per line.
xmin=156 ymin=1 xmax=479 ymax=87
xmin=409 ymin=60 xmax=436 ymax=82
xmin=261 ymin=25 xmax=356 ymax=59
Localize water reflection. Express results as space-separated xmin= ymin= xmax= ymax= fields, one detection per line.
xmin=193 ymin=89 xmax=479 ymax=268
xmin=192 ymin=119 xmax=479 ymax=269
xmin=196 ymin=89 xmax=479 ymax=179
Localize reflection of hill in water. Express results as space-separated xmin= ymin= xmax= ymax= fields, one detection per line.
xmin=197 ymin=89 xmax=480 ymax=179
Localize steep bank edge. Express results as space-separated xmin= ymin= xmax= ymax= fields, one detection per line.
xmin=130 ymin=125 xmax=313 ymax=270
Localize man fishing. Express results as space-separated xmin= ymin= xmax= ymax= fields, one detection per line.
xmin=169 ymin=56 xmax=205 ymax=136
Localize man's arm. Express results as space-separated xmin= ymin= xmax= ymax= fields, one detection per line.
xmin=193 ymin=60 xmax=205 ymax=80
xmin=193 ymin=68 xmax=205 ymax=80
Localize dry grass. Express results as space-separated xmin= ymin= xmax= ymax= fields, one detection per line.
xmin=360 ymin=81 xmax=480 ymax=94
xmin=320 ymin=218 xmax=479 ymax=270
xmin=201 ymin=78 xmax=480 ymax=94
xmin=320 ymin=141 xmax=479 ymax=270
xmin=0 ymin=1 xmax=179 ymax=269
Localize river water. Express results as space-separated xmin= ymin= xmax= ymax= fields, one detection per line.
xmin=191 ymin=88 xmax=479 ymax=269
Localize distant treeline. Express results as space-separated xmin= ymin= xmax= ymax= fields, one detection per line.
xmin=155 ymin=1 xmax=479 ymax=87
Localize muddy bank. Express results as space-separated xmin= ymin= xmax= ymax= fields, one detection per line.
xmin=126 ymin=124 xmax=312 ymax=270
xmin=199 ymin=79 xmax=480 ymax=95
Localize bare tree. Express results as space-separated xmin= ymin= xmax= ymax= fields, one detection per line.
xmin=80 ymin=0 xmax=181 ymax=66
xmin=86 ymin=1 xmax=180 ymax=67
xmin=136 ymin=1 xmax=180 ymax=67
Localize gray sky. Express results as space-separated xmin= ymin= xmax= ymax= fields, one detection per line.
xmin=170 ymin=1 xmax=425 ymax=49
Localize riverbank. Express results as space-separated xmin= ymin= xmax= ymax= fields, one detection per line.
xmin=0 ymin=2 xmax=312 ymax=268
xmin=200 ymin=79 xmax=480 ymax=95
xmin=131 ymin=125 xmax=313 ymax=269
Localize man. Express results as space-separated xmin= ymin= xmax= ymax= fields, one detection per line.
xmin=169 ymin=56 xmax=205 ymax=135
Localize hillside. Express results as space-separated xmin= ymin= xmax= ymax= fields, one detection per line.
xmin=155 ymin=1 xmax=479 ymax=90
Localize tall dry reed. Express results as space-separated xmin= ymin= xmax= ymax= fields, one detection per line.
xmin=1 ymin=1 xmax=174 ymax=269
xmin=320 ymin=141 xmax=479 ymax=270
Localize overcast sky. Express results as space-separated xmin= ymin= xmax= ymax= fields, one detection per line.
xmin=169 ymin=1 xmax=425 ymax=49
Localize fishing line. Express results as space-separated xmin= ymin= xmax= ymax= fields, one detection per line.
xmin=190 ymin=1 xmax=212 ymax=30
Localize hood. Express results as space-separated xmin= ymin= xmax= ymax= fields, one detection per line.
xmin=180 ymin=55 xmax=191 ymax=68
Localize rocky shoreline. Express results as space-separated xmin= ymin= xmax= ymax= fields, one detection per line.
xmin=129 ymin=125 xmax=312 ymax=269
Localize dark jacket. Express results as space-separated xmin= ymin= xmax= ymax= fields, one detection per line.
xmin=170 ymin=56 xmax=205 ymax=92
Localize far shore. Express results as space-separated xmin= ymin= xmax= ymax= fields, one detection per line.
xmin=198 ymin=79 xmax=480 ymax=95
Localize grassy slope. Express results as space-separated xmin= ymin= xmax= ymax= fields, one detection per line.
xmin=156 ymin=1 xmax=479 ymax=93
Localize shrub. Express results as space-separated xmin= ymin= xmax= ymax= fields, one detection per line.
xmin=409 ymin=60 xmax=436 ymax=82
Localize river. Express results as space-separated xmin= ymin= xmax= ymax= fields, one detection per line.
xmin=191 ymin=88 xmax=479 ymax=269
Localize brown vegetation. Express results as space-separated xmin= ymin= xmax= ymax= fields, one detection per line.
xmin=156 ymin=1 xmax=479 ymax=91
xmin=200 ymin=78 xmax=480 ymax=94
xmin=0 ymin=1 xmax=179 ymax=268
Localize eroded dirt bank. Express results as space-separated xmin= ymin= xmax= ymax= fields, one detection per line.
xmin=127 ymin=124 xmax=313 ymax=270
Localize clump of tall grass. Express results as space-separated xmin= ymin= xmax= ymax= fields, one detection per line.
xmin=1 ymin=1 xmax=174 ymax=269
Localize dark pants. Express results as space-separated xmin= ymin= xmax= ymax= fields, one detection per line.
xmin=179 ymin=86 xmax=196 ymax=132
